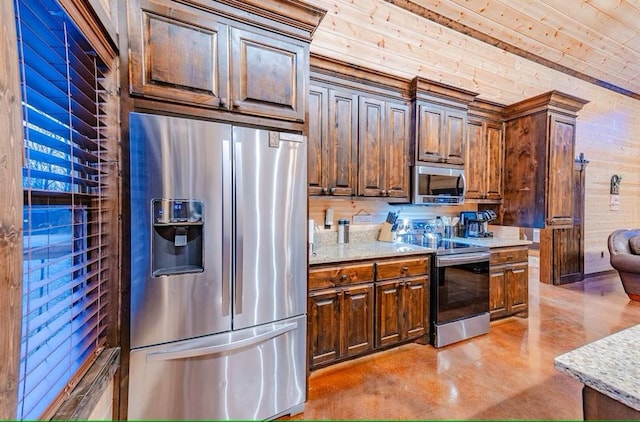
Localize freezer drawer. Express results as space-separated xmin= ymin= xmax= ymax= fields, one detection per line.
xmin=128 ymin=315 xmax=306 ymax=420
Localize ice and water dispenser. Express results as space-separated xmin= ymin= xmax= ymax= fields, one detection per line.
xmin=151 ymin=199 xmax=204 ymax=276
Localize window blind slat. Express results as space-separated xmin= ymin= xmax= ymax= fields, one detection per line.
xmin=23 ymin=168 xmax=101 ymax=190
xmin=23 ymin=127 xmax=104 ymax=165
xmin=24 ymin=190 xmax=103 ymax=203
xmin=28 ymin=148 xmax=101 ymax=176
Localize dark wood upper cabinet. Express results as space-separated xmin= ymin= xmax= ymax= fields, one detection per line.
xmin=385 ymin=102 xmax=410 ymax=198
xmin=128 ymin=0 xmax=228 ymax=107
xmin=308 ymin=55 xmax=410 ymax=200
xmin=327 ymin=88 xmax=358 ymax=196
xmin=465 ymin=99 xmax=505 ymax=202
xmin=308 ymin=86 xmax=328 ymax=195
xmin=410 ymin=77 xmax=478 ymax=166
xmin=465 ymin=119 xmax=486 ymax=199
xmin=127 ymin=0 xmax=324 ymax=123
xmin=358 ymin=96 xmax=386 ymax=197
xmin=502 ymin=91 xmax=588 ymax=228
xmin=229 ymin=27 xmax=306 ymax=120
xmin=358 ymin=97 xmax=410 ymax=198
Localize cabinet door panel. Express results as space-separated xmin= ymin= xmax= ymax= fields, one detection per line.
xmin=328 ymin=89 xmax=358 ymax=196
xmin=230 ymin=26 xmax=306 ymax=121
xmin=547 ymin=114 xmax=576 ymax=226
xmin=465 ymin=120 xmax=486 ymax=199
xmin=503 ymin=112 xmax=547 ymax=227
xmin=416 ymin=104 xmax=443 ymax=162
xmin=404 ymin=277 xmax=428 ymax=340
xmin=486 ymin=124 xmax=503 ymax=200
xmin=385 ymin=102 xmax=410 ymax=198
xmin=308 ymin=86 xmax=328 ymax=195
xmin=129 ymin=0 xmax=227 ymax=107
xmin=508 ymin=264 xmax=528 ymax=315
xmin=375 ymin=281 xmax=402 ymax=347
xmin=444 ymin=111 xmax=466 ymax=164
xmin=343 ymin=285 xmax=374 ymax=357
xmin=308 ymin=290 xmax=341 ymax=368
xmin=358 ymin=97 xmax=386 ymax=197
xmin=489 ymin=270 xmax=507 ymax=320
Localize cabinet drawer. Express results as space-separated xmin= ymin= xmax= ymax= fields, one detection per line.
xmin=490 ymin=246 xmax=528 ymax=265
xmin=376 ymin=257 xmax=430 ymax=281
xmin=309 ymin=264 xmax=374 ymax=290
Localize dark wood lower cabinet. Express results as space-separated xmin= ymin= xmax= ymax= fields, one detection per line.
xmin=376 ymin=277 xmax=429 ymax=347
xmin=343 ymin=285 xmax=375 ymax=357
xmin=308 ymin=289 xmax=341 ymax=368
xmin=308 ymin=256 xmax=430 ymax=370
xmin=489 ymin=246 xmax=529 ymax=320
xmin=308 ymin=283 xmax=374 ymax=370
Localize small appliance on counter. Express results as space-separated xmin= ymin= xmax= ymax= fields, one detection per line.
xmin=459 ymin=210 xmax=497 ymax=238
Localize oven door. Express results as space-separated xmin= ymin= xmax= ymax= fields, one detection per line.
xmin=434 ymin=252 xmax=490 ymax=324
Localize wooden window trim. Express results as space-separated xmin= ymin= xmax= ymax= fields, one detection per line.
xmin=0 ymin=1 xmax=26 ymax=419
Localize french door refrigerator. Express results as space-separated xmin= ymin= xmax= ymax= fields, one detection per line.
xmin=128 ymin=112 xmax=307 ymax=420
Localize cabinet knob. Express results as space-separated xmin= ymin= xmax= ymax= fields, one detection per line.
xmin=219 ymin=97 xmax=227 ymax=108
xmin=329 ymin=187 xmax=336 ymax=195
xmin=340 ymin=274 xmax=347 ymax=281
xmin=401 ymin=266 xmax=409 ymax=273
xmin=380 ymin=190 xmax=387 ymax=196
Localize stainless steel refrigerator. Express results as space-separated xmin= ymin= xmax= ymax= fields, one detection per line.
xmin=127 ymin=112 xmax=307 ymax=420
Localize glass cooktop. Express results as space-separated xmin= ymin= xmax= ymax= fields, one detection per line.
xmin=403 ymin=236 xmax=489 ymax=255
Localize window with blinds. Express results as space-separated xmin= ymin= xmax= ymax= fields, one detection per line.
xmin=15 ymin=0 xmax=118 ymax=419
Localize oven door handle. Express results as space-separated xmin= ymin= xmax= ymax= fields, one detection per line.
xmin=436 ymin=252 xmax=490 ymax=267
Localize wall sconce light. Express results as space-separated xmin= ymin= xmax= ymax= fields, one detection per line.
xmin=610 ymin=175 xmax=622 ymax=195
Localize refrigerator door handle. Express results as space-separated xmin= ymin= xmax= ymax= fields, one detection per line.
xmin=234 ymin=140 xmax=244 ymax=315
xmin=145 ymin=322 xmax=298 ymax=362
xmin=222 ymin=139 xmax=232 ymax=316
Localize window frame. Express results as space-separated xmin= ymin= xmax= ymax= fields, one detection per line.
xmin=11 ymin=0 xmax=120 ymax=419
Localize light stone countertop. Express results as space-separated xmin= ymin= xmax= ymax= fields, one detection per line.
xmin=554 ymin=324 xmax=640 ymax=411
xmin=309 ymin=241 xmax=435 ymax=265
xmin=309 ymin=225 xmax=531 ymax=266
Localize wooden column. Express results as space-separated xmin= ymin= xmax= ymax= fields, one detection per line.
xmin=0 ymin=1 xmax=24 ymax=418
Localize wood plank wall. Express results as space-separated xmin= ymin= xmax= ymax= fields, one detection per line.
xmin=0 ymin=1 xmax=24 ymax=418
xmin=309 ymin=0 xmax=640 ymax=275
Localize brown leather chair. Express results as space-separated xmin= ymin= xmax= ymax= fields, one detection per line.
xmin=608 ymin=229 xmax=640 ymax=301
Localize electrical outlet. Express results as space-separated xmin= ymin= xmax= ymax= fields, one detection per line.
xmin=601 ymin=251 xmax=604 ymax=258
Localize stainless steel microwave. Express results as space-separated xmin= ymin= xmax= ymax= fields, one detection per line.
xmin=411 ymin=165 xmax=466 ymax=205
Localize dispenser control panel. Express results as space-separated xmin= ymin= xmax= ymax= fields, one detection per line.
xmin=152 ymin=199 xmax=203 ymax=225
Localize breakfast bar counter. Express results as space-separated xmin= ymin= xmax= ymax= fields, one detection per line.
xmin=554 ymin=324 xmax=640 ymax=420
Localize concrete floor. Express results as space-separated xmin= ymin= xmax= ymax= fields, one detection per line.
xmin=293 ymin=265 xmax=640 ymax=420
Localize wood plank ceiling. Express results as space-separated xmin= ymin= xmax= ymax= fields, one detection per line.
xmin=309 ymin=0 xmax=640 ymax=103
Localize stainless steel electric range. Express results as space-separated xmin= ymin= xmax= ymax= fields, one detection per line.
xmin=398 ymin=220 xmax=490 ymax=347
